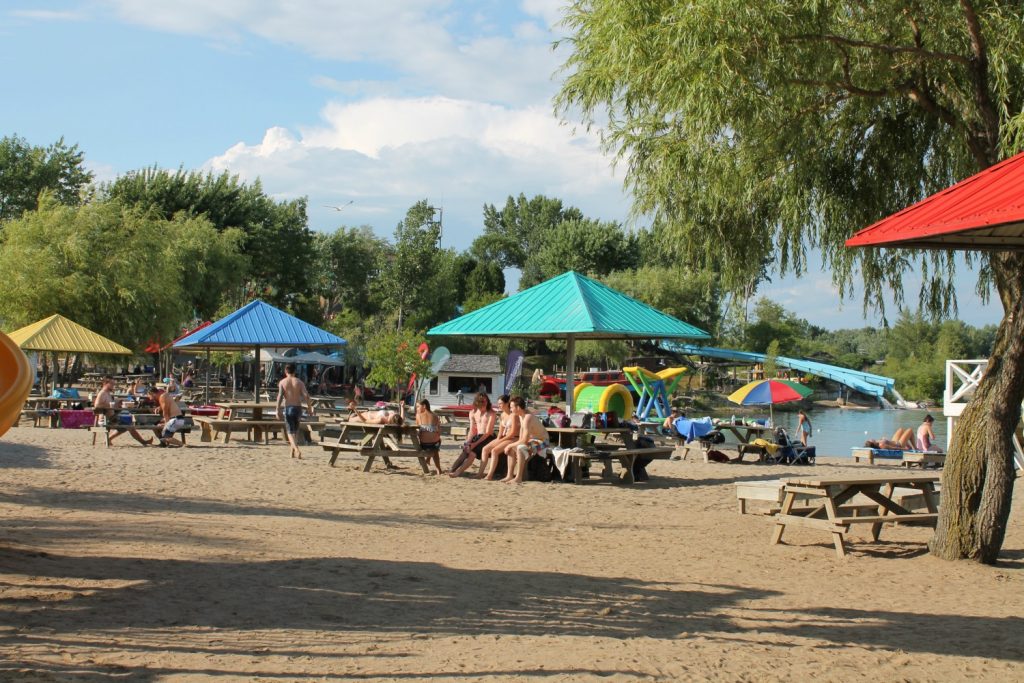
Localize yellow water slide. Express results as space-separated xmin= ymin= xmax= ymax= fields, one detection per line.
xmin=0 ymin=331 xmax=32 ymax=438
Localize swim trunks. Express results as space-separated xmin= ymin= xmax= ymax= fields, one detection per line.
xmin=284 ymin=405 xmax=302 ymax=434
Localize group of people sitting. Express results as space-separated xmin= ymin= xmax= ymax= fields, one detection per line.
xmin=346 ymin=392 xmax=549 ymax=483
xmin=93 ymin=376 xmax=188 ymax=447
xmin=865 ymin=414 xmax=943 ymax=452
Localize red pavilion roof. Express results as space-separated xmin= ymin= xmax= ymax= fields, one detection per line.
xmin=846 ymin=151 xmax=1024 ymax=251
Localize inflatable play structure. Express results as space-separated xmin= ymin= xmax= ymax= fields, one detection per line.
xmin=572 ymin=382 xmax=635 ymax=420
xmin=623 ymin=365 xmax=686 ymax=420
xmin=0 ymin=330 xmax=33 ymax=438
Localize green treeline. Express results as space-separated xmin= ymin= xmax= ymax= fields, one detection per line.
xmin=0 ymin=134 xmax=994 ymax=401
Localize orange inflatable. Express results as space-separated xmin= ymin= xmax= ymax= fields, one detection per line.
xmin=0 ymin=331 xmax=32 ymax=438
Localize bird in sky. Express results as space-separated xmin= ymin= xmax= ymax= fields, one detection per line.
xmin=324 ymin=200 xmax=354 ymax=211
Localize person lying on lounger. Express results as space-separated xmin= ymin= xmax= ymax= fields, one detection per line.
xmin=347 ymin=400 xmax=403 ymax=425
xmin=864 ymin=427 xmax=915 ymax=450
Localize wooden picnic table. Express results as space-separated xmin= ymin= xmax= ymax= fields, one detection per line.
xmin=770 ymin=474 xmax=941 ymax=558
xmin=715 ymin=422 xmax=774 ymax=444
xmin=544 ymin=426 xmax=673 ymax=484
xmin=321 ymin=421 xmax=430 ymax=473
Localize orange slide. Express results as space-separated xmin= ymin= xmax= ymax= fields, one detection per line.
xmin=0 ymin=330 xmax=32 ymax=438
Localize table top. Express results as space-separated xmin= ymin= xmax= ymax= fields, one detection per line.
xmin=214 ymin=401 xmax=280 ymax=410
xmin=546 ymin=426 xmax=631 ymax=434
xmin=784 ymin=474 xmax=941 ymax=488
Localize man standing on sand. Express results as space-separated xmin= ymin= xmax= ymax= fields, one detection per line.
xmin=147 ymin=386 xmax=186 ymax=448
xmin=502 ymin=396 xmax=549 ymax=484
xmin=276 ymin=363 xmax=315 ymax=459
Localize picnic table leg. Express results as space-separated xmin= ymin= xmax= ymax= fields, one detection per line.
xmin=416 ymin=456 xmax=429 ymax=474
xmin=363 ymin=454 xmax=376 ymax=472
xmin=200 ymin=421 xmax=213 ymax=443
xmin=571 ymin=457 xmax=583 ymax=484
xmin=822 ymin=495 xmax=848 ymax=558
xmin=770 ymin=490 xmax=797 ymax=546
xmin=619 ymin=454 xmax=636 ymax=484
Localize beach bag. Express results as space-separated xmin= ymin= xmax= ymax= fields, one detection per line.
xmin=594 ymin=411 xmax=618 ymax=428
xmin=526 ymin=453 xmax=554 ymax=482
xmin=706 ymin=449 xmax=730 ymax=463
xmin=569 ymin=412 xmax=592 ymax=428
xmin=546 ymin=409 xmax=569 ymax=428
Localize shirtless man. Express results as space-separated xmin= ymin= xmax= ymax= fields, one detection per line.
xmin=276 ymin=363 xmax=316 ymax=459
xmin=94 ymin=377 xmax=152 ymax=445
xmin=480 ymin=395 xmax=519 ymax=480
xmin=502 ymin=396 xmax=549 ymax=484
xmin=147 ymin=386 xmax=186 ymax=447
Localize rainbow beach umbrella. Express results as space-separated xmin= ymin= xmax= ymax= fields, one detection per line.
xmin=727 ymin=379 xmax=813 ymax=423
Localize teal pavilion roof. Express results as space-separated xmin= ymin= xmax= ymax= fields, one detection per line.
xmin=428 ymin=271 xmax=710 ymax=340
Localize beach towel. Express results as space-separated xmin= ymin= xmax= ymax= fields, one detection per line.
xmin=673 ymin=416 xmax=715 ymax=443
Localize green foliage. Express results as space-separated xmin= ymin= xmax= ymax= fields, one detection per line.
xmin=763 ymin=340 xmax=780 ymax=379
xmin=0 ymin=135 xmax=93 ymax=222
xmin=0 ymin=196 xmax=204 ymax=348
xmin=312 ymin=226 xmax=387 ymax=319
xmin=602 ymin=266 xmax=722 ymax=338
xmin=104 ymin=167 xmax=314 ymax=311
xmin=555 ymin=1 xmax=1024 ymax=313
xmin=364 ymin=327 xmax=432 ymax=392
xmin=530 ymin=218 xmax=639 ymax=283
xmin=471 ymin=193 xmax=584 ymax=270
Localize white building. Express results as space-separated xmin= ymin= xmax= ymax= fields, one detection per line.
xmin=429 ymin=355 xmax=504 ymax=405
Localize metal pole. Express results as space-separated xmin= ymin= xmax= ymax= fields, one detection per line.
xmin=204 ymin=348 xmax=211 ymax=404
xmin=565 ymin=335 xmax=576 ymax=414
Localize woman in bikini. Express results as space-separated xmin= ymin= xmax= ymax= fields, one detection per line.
xmin=479 ymin=395 xmax=519 ymax=480
xmin=347 ymin=400 xmax=403 ymax=425
xmin=415 ymin=399 xmax=443 ymax=474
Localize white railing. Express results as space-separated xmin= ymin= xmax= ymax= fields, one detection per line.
xmin=944 ymin=359 xmax=1024 ymax=469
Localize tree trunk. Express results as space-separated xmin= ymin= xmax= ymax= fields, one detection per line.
xmin=930 ymin=253 xmax=1024 ymax=563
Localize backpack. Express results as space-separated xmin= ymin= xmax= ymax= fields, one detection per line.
xmin=594 ymin=411 xmax=619 ymax=428
xmin=569 ymin=412 xmax=592 ymax=428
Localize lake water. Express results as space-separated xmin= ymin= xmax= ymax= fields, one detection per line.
xmin=710 ymin=408 xmax=945 ymax=458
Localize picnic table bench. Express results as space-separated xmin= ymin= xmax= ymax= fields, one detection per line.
xmin=90 ymin=415 xmax=194 ymax=447
xmin=569 ymin=444 xmax=674 ymax=484
xmin=321 ymin=421 xmax=431 ymax=473
xmin=770 ymin=474 xmax=940 ymax=558
xmin=191 ymin=415 xmax=325 ymax=444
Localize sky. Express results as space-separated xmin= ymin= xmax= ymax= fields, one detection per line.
xmin=0 ymin=1 xmax=1004 ymax=330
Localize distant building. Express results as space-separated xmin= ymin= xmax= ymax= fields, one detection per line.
xmin=430 ymin=354 xmax=503 ymax=404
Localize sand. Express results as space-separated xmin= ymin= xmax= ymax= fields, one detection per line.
xmin=0 ymin=425 xmax=1021 ymax=682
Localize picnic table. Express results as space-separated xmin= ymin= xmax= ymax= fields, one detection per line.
xmin=715 ymin=421 xmax=774 ymax=444
xmin=321 ymin=421 xmax=431 ymax=473
xmin=190 ymin=401 xmax=324 ymax=443
xmin=770 ymin=473 xmax=940 ymax=558
xmin=544 ymin=426 xmax=674 ymax=484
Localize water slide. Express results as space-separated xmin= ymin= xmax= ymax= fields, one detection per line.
xmin=0 ymin=331 xmax=33 ymax=438
xmin=664 ymin=343 xmax=895 ymax=402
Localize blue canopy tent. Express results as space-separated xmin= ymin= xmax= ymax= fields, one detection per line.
xmin=173 ymin=300 xmax=346 ymax=400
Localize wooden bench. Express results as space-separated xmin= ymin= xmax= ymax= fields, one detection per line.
xmin=192 ymin=416 xmax=324 ymax=444
xmin=90 ymin=420 xmax=193 ymax=447
xmin=851 ymin=447 xmax=905 ymax=465
xmin=566 ymin=446 xmax=674 ymax=484
xmin=901 ymin=452 xmax=945 ymax=468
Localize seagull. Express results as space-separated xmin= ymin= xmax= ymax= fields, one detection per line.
xmin=324 ymin=201 xmax=354 ymax=212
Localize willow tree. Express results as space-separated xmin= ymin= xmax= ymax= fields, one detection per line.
xmin=556 ymin=1 xmax=1024 ymax=562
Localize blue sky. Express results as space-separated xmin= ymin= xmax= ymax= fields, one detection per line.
xmin=0 ymin=1 xmax=1004 ymax=330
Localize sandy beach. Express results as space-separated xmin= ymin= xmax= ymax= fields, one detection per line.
xmin=1 ymin=425 xmax=1021 ymax=682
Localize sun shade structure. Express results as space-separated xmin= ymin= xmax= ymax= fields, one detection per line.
xmin=846 ymin=151 xmax=1024 ymax=251
xmin=428 ymin=271 xmax=710 ymax=412
xmin=173 ymin=300 xmax=345 ymax=400
xmin=7 ymin=314 xmax=131 ymax=355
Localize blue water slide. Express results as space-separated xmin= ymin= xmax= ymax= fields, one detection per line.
xmin=664 ymin=343 xmax=892 ymax=399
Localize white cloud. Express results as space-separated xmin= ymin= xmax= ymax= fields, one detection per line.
xmin=520 ymin=0 xmax=566 ymax=30
xmin=206 ymin=95 xmax=628 ymax=249
xmin=9 ymin=9 xmax=86 ymax=21
xmin=97 ymin=0 xmax=561 ymax=105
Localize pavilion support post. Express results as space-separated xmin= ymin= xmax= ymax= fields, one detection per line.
xmin=254 ymin=344 xmax=261 ymax=401
xmin=205 ymin=349 xmax=211 ymax=404
xmin=566 ymin=335 xmax=576 ymax=414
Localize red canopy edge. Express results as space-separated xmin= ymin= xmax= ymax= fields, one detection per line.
xmin=846 ymin=151 xmax=1024 ymax=251
xmin=163 ymin=321 xmax=212 ymax=351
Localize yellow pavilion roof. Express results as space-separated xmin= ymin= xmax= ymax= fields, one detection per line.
xmin=7 ymin=314 xmax=131 ymax=355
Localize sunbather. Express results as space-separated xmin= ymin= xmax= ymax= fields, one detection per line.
xmin=864 ymin=427 xmax=914 ymax=450
xmin=347 ymin=400 xmax=403 ymax=425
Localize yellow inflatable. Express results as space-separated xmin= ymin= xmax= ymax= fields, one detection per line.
xmin=573 ymin=382 xmax=635 ymax=418
xmin=0 ymin=331 xmax=32 ymax=438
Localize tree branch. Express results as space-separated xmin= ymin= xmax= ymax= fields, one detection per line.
xmin=789 ymin=33 xmax=971 ymax=65
xmin=960 ymin=0 xmax=1000 ymax=168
